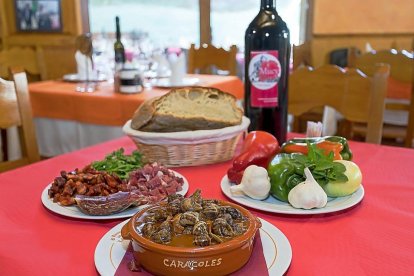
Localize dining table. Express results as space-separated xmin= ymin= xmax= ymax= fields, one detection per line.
xmin=2 ymin=74 xmax=243 ymax=160
xmin=0 ymin=134 xmax=413 ymax=276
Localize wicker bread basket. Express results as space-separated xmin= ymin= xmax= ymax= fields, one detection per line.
xmin=122 ymin=116 xmax=250 ymax=167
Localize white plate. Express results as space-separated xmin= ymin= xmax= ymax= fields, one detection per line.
xmin=143 ymin=70 xmax=171 ymax=79
xmin=63 ymin=73 xmax=107 ymax=82
xmin=41 ymin=171 xmax=189 ymax=220
xmin=152 ymin=77 xmax=199 ymax=88
xmin=221 ymin=175 xmax=365 ymax=215
xmin=94 ymin=217 xmax=292 ymax=276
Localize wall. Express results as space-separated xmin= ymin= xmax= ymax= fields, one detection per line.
xmin=307 ymin=0 xmax=414 ymax=66
xmin=314 ymin=0 xmax=414 ymax=35
xmin=0 ymin=0 xmax=86 ymax=80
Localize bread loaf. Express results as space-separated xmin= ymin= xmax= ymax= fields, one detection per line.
xmin=131 ymin=87 xmax=243 ymax=132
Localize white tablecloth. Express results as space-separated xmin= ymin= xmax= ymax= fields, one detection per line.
xmin=35 ymin=118 xmax=125 ymax=157
xmin=2 ymin=118 xmax=125 ymax=160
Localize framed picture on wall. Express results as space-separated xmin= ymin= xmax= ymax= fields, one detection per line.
xmin=15 ymin=0 xmax=62 ymax=32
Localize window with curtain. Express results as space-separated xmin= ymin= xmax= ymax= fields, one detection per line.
xmin=210 ymin=0 xmax=303 ymax=50
xmin=89 ymin=0 xmax=199 ymax=51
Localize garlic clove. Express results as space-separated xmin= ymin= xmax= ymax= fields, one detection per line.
xmin=230 ymin=165 xmax=271 ymax=200
xmin=230 ymin=184 xmax=245 ymax=197
xmin=288 ymin=167 xmax=328 ymax=209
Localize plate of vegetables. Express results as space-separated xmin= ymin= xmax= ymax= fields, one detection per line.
xmin=221 ymin=132 xmax=365 ymax=215
xmin=42 ymin=149 xmax=189 ymax=219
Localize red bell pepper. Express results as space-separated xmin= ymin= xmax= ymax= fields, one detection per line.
xmin=227 ymin=131 xmax=280 ymax=184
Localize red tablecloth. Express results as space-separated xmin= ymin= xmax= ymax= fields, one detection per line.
xmin=1 ymin=136 xmax=414 ymax=275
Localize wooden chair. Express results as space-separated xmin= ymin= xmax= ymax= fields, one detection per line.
xmin=291 ymin=41 xmax=326 ymax=131
xmin=293 ymin=41 xmax=312 ymax=70
xmin=289 ymin=64 xmax=390 ymax=144
xmin=348 ymin=49 xmax=414 ymax=147
xmin=0 ymin=67 xmax=40 ymax=172
xmin=0 ymin=47 xmax=47 ymax=81
xmin=187 ymin=43 xmax=238 ymax=76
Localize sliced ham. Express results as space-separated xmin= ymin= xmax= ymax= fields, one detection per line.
xmin=127 ymin=162 xmax=184 ymax=205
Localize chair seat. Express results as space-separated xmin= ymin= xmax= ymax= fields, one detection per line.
xmin=352 ymin=123 xmax=407 ymax=139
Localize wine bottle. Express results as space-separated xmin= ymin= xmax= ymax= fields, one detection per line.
xmin=244 ymin=0 xmax=290 ymax=144
xmin=114 ymin=16 xmax=126 ymax=67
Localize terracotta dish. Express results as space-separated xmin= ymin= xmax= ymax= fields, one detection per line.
xmin=121 ymin=200 xmax=262 ymax=275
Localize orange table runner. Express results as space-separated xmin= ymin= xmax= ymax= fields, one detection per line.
xmin=29 ymin=75 xmax=244 ymax=126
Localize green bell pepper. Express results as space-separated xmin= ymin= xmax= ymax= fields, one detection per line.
xmin=326 ymin=136 xmax=352 ymax=160
xmin=267 ymin=153 xmax=305 ymax=202
xmin=268 ymin=143 xmax=349 ymax=202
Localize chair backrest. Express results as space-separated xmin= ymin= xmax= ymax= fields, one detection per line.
xmin=0 ymin=47 xmax=46 ymax=80
xmin=289 ymin=64 xmax=390 ymax=144
xmin=187 ymin=43 xmax=238 ymax=76
xmin=350 ymin=49 xmax=413 ymax=83
xmin=0 ymin=67 xmax=40 ymax=172
xmin=349 ymin=49 xmax=414 ymax=146
xmin=293 ymin=41 xmax=312 ymax=70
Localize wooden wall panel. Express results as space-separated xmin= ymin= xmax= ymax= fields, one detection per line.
xmin=199 ymin=0 xmax=211 ymax=45
xmin=305 ymin=0 xmax=414 ymax=68
xmin=313 ymin=0 xmax=414 ymax=35
xmin=0 ymin=0 xmax=86 ymax=80
xmin=39 ymin=45 xmax=77 ymax=80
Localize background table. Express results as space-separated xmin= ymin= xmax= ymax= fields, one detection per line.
xmin=18 ymin=74 xmax=243 ymax=157
xmin=0 ymin=136 xmax=413 ymax=275
xmin=29 ymin=75 xmax=244 ymax=126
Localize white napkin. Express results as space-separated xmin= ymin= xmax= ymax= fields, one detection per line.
xmin=322 ymin=106 xmax=343 ymax=136
xmin=168 ymin=53 xmax=186 ymax=85
xmin=306 ymin=121 xmax=323 ymax=137
xmin=75 ymin=50 xmax=94 ymax=80
xmin=365 ymin=42 xmax=374 ymax=53
xmin=153 ymin=53 xmax=170 ymax=77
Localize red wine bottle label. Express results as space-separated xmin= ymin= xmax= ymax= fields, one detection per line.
xmin=248 ymin=50 xmax=281 ymax=107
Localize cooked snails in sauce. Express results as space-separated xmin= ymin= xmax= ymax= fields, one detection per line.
xmin=135 ymin=190 xmax=249 ymax=247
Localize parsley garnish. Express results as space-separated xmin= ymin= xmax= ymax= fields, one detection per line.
xmin=91 ymin=148 xmax=143 ymax=179
xmin=291 ymin=142 xmax=348 ymax=185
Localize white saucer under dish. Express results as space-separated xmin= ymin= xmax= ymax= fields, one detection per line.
xmin=221 ymin=175 xmax=364 ymax=215
xmin=152 ymin=77 xmax=199 ymax=88
xmin=94 ymin=217 xmax=292 ymax=275
xmin=63 ymin=73 xmax=107 ymax=82
xmin=143 ymin=70 xmax=171 ymax=79
xmin=41 ymin=170 xmax=189 ymax=220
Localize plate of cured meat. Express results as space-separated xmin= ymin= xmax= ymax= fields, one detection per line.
xmin=41 ymin=162 xmax=189 ymax=220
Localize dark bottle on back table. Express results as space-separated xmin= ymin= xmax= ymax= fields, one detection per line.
xmin=114 ymin=16 xmax=126 ymax=67
xmin=244 ymin=0 xmax=290 ymax=144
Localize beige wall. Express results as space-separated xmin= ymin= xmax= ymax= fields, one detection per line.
xmin=0 ymin=0 xmax=86 ymax=80
xmin=308 ymin=0 xmax=414 ymax=67
xmin=314 ymin=0 xmax=414 ymax=35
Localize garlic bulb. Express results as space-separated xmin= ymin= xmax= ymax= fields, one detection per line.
xmin=230 ymin=165 xmax=271 ymax=200
xmin=288 ymin=168 xmax=327 ymax=209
